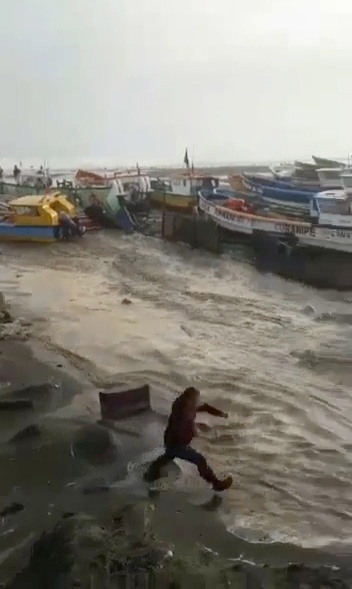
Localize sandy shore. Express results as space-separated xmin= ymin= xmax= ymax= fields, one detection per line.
xmin=0 ymin=307 xmax=351 ymax=587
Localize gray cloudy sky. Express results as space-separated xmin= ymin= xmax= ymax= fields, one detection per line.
xmin=1 ymin=0 xmax=352 ymax=166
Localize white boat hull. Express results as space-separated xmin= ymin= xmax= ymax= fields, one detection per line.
xmin=198 ymin=194 xmax=310 ymax=237
xmin=199 ymin=195 xmax=352 ymax=254
xmin=298 ymin=227 xmax=352 ymax=253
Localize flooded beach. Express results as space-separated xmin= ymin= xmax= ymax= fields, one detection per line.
xmin=0 ymin=230 xmax=351 ymax=570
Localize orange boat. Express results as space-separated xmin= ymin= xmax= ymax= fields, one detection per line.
xmin=74 ymin=169 xmax=111 ymax=187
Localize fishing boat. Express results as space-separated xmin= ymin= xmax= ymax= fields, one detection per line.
xmin=80 ymin=182 xmax=135 ymax=232
xmin=269 ymin=162 xmax=295 ymax=179
xmin=199 ymin=188 xmax=352 ymax=254
xmin=73 ymin=169 xmax=151 ymax=213
xmin=59 ymin=179 xmax=135 ymax=232
xmin=296 ymin=189 xmax=352 ymax=253
xmin=151 ymin=173 xmax=219 ymax=213
xmin=0 ymin=192 xmax=84 ymax=243
xmin=294 ymin=160 xmax=319 ymax=170
xmin=316 ymin=168 xmax=343 ymax=189
xmin=243 ymin=174 xmax=318 ymax=193
xmin=271 ymin=160 xmax=320 ymax=184
xmin=198 ymin=191 xmax=311 ymax=238
xmin=242 ymin=175 xmax=312 ymax=215
xmin=74 ymin=169 xmax=110 ymax=186
xmin=0 ymin=172 xmax=54 ymax=199
xmin=70 ymin=170 xmax=121 ymax=203
xmin=312 ymin=155 xmax=344 ymax=169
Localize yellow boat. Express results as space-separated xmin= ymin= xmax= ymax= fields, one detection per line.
xmin=0 ymin=192 xmax=81 ymax=243
xmin=151 ymin=173 xmax=220 ymax=214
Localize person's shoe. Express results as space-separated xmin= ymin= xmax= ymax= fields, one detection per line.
xmin=212 ymin=476 xmax=233 ymax=492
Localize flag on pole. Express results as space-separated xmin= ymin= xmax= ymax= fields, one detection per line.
xmin=183 ymin=148 xmax=189 ymax=169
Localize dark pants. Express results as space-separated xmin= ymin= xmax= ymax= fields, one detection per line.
xmin=144 ymin=445 xmax=218 ymax=485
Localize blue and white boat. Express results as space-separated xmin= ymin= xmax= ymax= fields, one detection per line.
xmin=242 ymin=175 xmax=314 ymax=216
xmin=199 ymin=187 xmax=352 ymax=254
xmin=296 ymin=188 xmax=352 ymax=253
xmin=244 ymin=174 xmax=319 ymax=193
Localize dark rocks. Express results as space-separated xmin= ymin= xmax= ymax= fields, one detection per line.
xmin=5 ymin=515 xmax=79 ymax=588
xmin=72 ymin=423 xmax=120 ymax=465
xmin=10 ymin=383 xmax=53 ymax=399
xmin=0 ymin=502 xmax=24 ymax=518
xmin=0 ymin=384 xmax=53 ymax=413
xmin=121 ymin=298 xmax=132 ymax=305
xmin=0 ymin=399 xmax=33 ymax=412
xmin=0 ymin=310 xmax=12 ymax=324
xmin=0 ymin=293 xmax=13 ymax=325
xmin=4 ymin=510 xmax=173 ymax=589
xmin=4 ymin=507 xmax=352 ymax=589
xmin=9 ymin=424 xmax=42 ymax=443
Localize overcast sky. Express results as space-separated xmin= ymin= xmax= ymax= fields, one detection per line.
xmin=1 ymin=0 xmax=352 ymax=166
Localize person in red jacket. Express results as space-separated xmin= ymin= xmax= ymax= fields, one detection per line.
xmin=144 ymin=387 xmax=233 ymax=491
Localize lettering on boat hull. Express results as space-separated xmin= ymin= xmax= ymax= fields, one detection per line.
xmin=273 ymin=223 xmax=311 ymax=236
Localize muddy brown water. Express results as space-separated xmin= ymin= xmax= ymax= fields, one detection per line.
xmin=0 ymin=230 xmax=351 ymax=561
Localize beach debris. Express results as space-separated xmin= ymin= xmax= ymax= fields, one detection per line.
xmin=180 ymin=324 xmax=193 ymax=337
xmin=99 ymin=384 xmax=151 ymax=421
xmin=121 ymin=297 xmax=132 ymax=305
xmin=302 ymin=304 xmax=315 ymax=315
xmin=0 ymin=318 xmax=30 ymax=341
xmin=0 ymin=502 xmax=24 ymax=518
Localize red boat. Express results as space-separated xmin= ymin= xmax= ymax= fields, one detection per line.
xmin=74 ymin=169 xmax=111 ymax=187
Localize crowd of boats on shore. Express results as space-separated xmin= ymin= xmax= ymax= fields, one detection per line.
xmin=1 ymin=154 xmax=352 ymax=255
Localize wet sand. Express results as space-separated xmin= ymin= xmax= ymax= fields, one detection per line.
xmin=0 ymin=337 xmax=351 ymax=586
xmin=0 ymin=232 xmax=352 ymax=585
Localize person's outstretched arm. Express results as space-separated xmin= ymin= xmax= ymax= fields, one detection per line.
xmin=197 ymin=403 xmax=228 ymax=418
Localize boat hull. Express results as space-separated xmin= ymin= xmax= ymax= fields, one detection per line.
xmin=61 ymin=185 xmax=135 ymax=232
xmin=0 ymin=223 xmax=58 ymax=243
xmin=199 ymin=194 xmax=352 ymax=254
xmin=0 ymin=182 xmax=40 ymax=198
xmin=298 ymin=227 xmax=352 ymax=253
xmin=198 ymin=193 xmax=311 ymax=237
xmin=244 ymin=174 xmax=319 ymax=193
xmin=242 ymin=177 xmax=312 ymax=215
xmin=151 ymin=190 xmax=196 ymax=213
